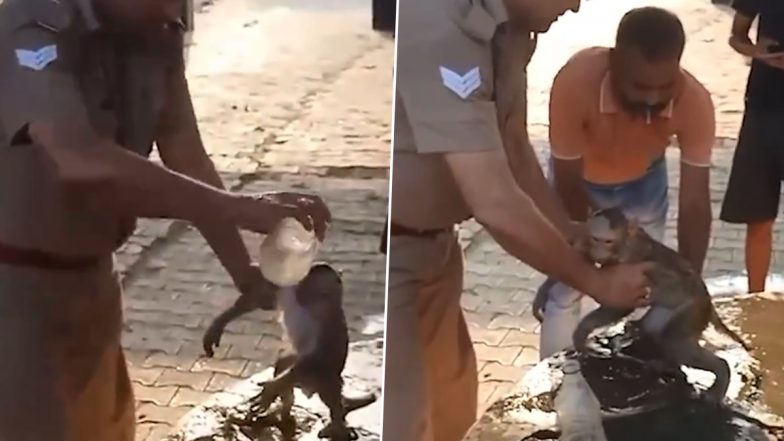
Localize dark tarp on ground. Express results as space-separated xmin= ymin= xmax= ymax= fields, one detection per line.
xmin=522 ymin=325 xmax=780 ymax=441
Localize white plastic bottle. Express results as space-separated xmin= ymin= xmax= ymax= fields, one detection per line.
xmin=554 ymin=359 xmax=608 ymax=441
xmin=258 ymin=217 xmax=321 ymax=287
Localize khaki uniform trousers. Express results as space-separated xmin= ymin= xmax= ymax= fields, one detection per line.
xmin=383 ymin=229 xmax=478 ymax=441
xmin=0 ymin=258 xmax=135 ymax=441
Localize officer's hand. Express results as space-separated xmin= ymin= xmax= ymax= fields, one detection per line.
xmin=589 ymin=262 xmax=654 ymax=310
xmin=258 ymin=192 xmax=332 ymax=241
xmin=238 ymin=192 xmax=331 ymax=239
xmin=236 ymin=265 xmax=277 ymax=311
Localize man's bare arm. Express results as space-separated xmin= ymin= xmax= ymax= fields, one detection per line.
xmin=446 ymin=149 xmax=656 ymax=310
xmin=551 ymin=157 xmax=594 ymax=222
xmin=444 ymin=149 xmax=601 ymax=296
xmin=730 ymin=10 xmax=784 ymax=70
xmin=729 ymin=13 xmax=760 ymax=57
xmin=678 ymin=164 xmax=711 ymax=274
xmin=157 ymin=121 xmax=258 ymax=287
xmin=502 ymin=114 xmax=576 ymax=236
xmin=28 ymin=121 xmax=319 ymax=234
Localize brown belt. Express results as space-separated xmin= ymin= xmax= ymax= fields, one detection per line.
xmin=0 ymin=242 xmax=101 ymax=271
xmin=379 ymin=221 xmax=452 ymax=254
xmin=389 ymin=222 xmax=450 ymax=238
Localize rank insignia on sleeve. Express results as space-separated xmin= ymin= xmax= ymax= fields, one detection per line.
xmin=439 ymin=66 xmax=481 ymax=99
xmin=15 ymin=45 xmax=58 ymax=71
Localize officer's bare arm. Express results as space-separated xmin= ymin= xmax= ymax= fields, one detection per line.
xmin=551 ymin=157 xmax=595 ymax=222
xmin=155 ymin=73 xmax=259 ymax=288
xmin=158 ymin=125 xmax=260 ymax=288
xmin=444 ymin=149 xmax=602 ymax=296
xmin=27 ymin=121 xmax=278 ymax=233
xmin=501 ymin=114 xmax=577 ymax=237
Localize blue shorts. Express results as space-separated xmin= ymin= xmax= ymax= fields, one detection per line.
xmin=547 ymin=156 xmax=669 ymax=241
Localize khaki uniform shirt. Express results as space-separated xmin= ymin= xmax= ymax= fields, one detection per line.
xmin=391 ymin=0 xmax=536 ymax=230
xmin=0 ymin=0 xmax=195 ymax=257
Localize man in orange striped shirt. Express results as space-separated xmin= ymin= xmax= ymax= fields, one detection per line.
xmin=538 ymin=7 xmax=716 ymax=358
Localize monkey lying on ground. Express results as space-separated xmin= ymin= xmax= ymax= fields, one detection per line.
xmin=203 ymin=263 xmax=377 ymax=440
xmin=532 ymin=208 xmax=749 ymax=403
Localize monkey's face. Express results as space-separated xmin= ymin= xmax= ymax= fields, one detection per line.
xmin=585 ymin=215 xmax=625 ymax=266
xmin=587 ymin=233 xmax=622 ymax=266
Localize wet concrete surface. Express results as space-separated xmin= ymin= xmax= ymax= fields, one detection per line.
xmin=735 ymin=296 xmax=784 ymax=417
xmin=466 ymin=319 xmax=784 ymax=441
xmin=169 ymin=339 xmax=383 ymax=441
xmin=522 ymin=402 xmax=777 ymax=441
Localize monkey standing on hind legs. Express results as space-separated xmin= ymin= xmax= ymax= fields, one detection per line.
xmin=203 ymin=263 xmax=377 ymax=440
xmin=533 ymin=207 xmax=750 ymax=403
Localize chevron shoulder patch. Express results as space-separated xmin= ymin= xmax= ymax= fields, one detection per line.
xmin=439 ymin=66 xmax=481 ymax=99
xmin=15 ymin=45 xmax=58 ymax=71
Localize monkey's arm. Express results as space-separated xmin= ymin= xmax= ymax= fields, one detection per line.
xmin=203 ymin=295 xmax=261 ymax=357
xmin=533 ymin=278 xmax=556 ymax=322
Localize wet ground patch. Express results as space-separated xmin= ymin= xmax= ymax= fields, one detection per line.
xmin=463 ymin=274 xmax=784 ymax=441
xmin=518 ymin=328 xmax=781 ymax=441
xmin=167 ymin=339 xmax=382 ymax=441
xmin=733 ymin=295 xmax=784 ymax=416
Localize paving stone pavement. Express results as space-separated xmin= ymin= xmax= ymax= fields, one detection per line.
xmin=465 ymin=0 xmax=784 ymax=419
xmin=111 ymin=1 xmax=392 ymax=439
xmin=117 ymin=0 xmax=784 ymax=438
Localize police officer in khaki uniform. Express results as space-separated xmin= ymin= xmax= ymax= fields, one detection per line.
xmin=385 ymin=1 xmax=655 ymax=440
xmin=0 ymin=0 xmax=330 ymax=440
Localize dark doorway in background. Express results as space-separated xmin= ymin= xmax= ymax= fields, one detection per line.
xmin=372 ymin=0 xmax=396 ymax=33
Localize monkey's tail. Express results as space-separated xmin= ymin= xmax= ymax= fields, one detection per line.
xmin=709 ymin=308 xmax=751 ymax=351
